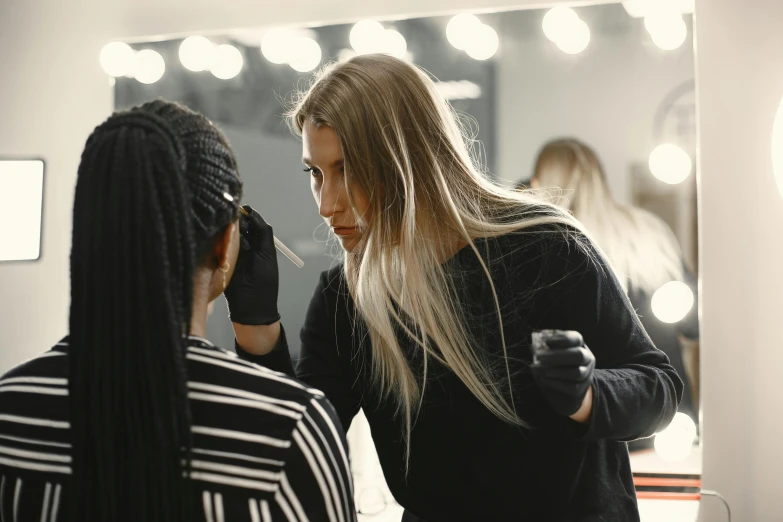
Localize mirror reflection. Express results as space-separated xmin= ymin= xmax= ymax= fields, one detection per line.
xmin=111 ymin=2 xmax=699 ymax=520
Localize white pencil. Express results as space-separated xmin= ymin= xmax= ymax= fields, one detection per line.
xmin=273 ymin=236 xmax=305 ymax=268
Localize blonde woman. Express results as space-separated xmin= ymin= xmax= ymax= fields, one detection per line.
xmin=234 ymin=55 xmax=682 ymax=521
xmin=529 ymin=138 xmax=699 ymax=445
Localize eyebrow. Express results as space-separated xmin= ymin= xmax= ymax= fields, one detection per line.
xmin=302 ymin=158 xmax=344 ymax=169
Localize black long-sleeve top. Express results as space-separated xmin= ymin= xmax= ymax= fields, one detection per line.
xmin=240 ymin=226 xmax=683 ymax=522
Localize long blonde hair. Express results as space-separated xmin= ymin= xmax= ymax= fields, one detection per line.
xmin=289 ymin=55 xmax=584 ymax=468
xmin=532 ymin=138 xmax=684 ymax=294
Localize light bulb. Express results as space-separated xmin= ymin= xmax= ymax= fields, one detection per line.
xmin=350 ymin=19 xmax=385 ymax=55
xmin=338 ymin=48 xmax=357 ymax=62
xmin=651 ymin=281 xmax=694 ymax=323
xmin=649 ymin=143 xmax=692 ymax=184
xmin=289 ymin=37 xmax=322 ymax=73
xmin=179 ymin=36 xmax=215 ymax=72
xmin=624 ymin=0 xmax=693 ymax=17
xmin=670 ymin=412 xmax=698 ymax=440
xmin=134 ymin=49 xmax=165 ymax=85
xmin=465 ymin=24 xmax=499 ymax=60
xmin=621 ymin=0 xmax=648 ymax=18
xmin=261 ymin=29 xmax=297 ymax=64
xmin=677 ymin=0 xmax=695 ymax=14
xmin=210 ymin=44 xmax=243 ymax=80
xmin=654 ymin=412 xmax=697 ymax=462
xmin=381 ymin=30 xmax=407 ymax=58
xmin=646 ymin=12 xmax=688 ymax=50
xmin=99 ymin=42 xmax=136 ymax=77
xmin=542 ymin=6 xmax=579 ymax=42
xmin=654 ymin=427 xmax=694 ymax=462
xmin=772 ymin=94 xmax=783 ymax=201
xmin=446 ymin=13 xmax=482 ymax=51
xmin=555 ymin=18 xmax=591 ymax=55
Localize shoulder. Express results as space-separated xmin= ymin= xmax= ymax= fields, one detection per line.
xmin=186 ymin=338 xmax=325 ymax=407
xmin=306 ymin=263 xmax=352 ymax=314
xmin=486 ymin=221 xmax=599 ymax=271
xmin=319 ymin=263 xmax=347 ymax=294
xmin=0 ymin=339 xmax=69 ymax=383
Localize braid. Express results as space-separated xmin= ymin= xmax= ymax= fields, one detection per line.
xmin=69 ymin=99 xmax=242 ymax=522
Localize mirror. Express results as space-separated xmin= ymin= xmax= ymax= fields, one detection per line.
xmin=113 ymin=2 xmax=699 ymax=518
xmin=0 ymin=159 xmax=45 ymax=262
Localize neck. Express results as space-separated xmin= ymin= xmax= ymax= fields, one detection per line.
xmin=190 ymin=269 xmax=214 ymax=338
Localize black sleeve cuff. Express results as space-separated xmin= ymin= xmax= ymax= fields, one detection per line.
xmin=234 ymin=324 xmax=296 ymax=377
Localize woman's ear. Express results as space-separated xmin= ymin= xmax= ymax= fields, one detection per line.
xmin=214 ymin=221 xmax=239 ymax=269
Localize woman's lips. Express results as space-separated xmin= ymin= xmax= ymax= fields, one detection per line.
xmin=332 ymin=227 xmax=357 ymax=236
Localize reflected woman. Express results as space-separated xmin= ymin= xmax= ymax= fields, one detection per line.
xmin=236 ymin=55 xmax=683 ymax=521
xmin=529 ymin=138 xmax=699 ymax=436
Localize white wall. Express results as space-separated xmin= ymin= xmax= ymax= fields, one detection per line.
xmin=1 ymin=1 xmax=782 ymax=520
xmin=695 ymin=0 xmax=783 ymax=520
xmin=0 ymin=0 xmax=123 ymax=370
xmin=496 ymin=8 xmax=695 ymax=202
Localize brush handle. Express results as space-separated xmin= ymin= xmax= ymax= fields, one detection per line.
xmin=273 ymin=236 xmax=305 ymax=268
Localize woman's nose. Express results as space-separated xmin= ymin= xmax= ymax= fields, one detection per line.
xmin=318 ymin=175 xmax=345 ymax=219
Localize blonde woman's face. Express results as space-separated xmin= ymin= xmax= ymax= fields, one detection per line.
xmin=302 ymin=122 xmax=371 ymax=253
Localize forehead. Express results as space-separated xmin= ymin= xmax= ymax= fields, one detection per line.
xmin=302 ymin=122 xmax=343 ymax=163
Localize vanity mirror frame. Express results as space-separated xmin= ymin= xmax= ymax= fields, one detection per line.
xmin=115 ymin=0 xmax=704 ymax=472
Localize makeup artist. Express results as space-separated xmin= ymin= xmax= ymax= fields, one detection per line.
xmin=232 ymin=55 xmax=683 ymax=522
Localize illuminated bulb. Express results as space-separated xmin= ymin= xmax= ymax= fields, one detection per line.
xmin=651 ymin=281 xmax=694 ymax=323
xmin=446 ymin=13 xmax=482 ymax=51
xmin=542 ymin=6 xmax=580 ymax=42
xmin=179 ymin=36 xmax=215 ymax=72
xmin=654 ymin=427 xmax=694 ymax=462
xmin=671 ymin=412 xmax=698 ymax=440
xmin=289 ymin=37 xmax=322 ymax=72
xmin=465 ymin=24 xmax=499 ymax=60
xmin=679 ymin=0 xmax=695 ymax=13
xmin=210 ymin=45 xmax=243 ymax=80
xmin=649 ymin=143 xmax=692 ymax=184
xmin=623 ymin=0 xmax=693 ymax=17
xmin=99 ymin=42 xmax=136 ymax=77
xmin=646 ymin=12 xmax=688 ymax=50
xmin=381 ymin=30 xmax=407 ymax=58
xmin=654 ymin=412 xmax=697 ymax=462
xmin=555 ymin=18 xmax=591 ymax=55
xmin=772 ymin=95 xmax=783 ymax=200
xmin=350 ymin=19 xmax=385 ymax=54
xmin=261 ymin=29 xmax=297 ymax=64
xmin=134 ymin=49 xmax=165 ymax=85
xmin=338 ymin=48 xmax=357 ymax=62
xmin=621 ymin=0 xmax=648 ymax=18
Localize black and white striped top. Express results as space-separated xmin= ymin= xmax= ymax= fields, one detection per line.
xmin=0 ymin=337 xmax=356 ymax=522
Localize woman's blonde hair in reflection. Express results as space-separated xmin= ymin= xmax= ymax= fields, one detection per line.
xmin=532 ymin=138 xmax=684 ymax=294
xmin=288 ymin=54 xmax=590 ymax=468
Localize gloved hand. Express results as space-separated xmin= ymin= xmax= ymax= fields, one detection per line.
xmin=223 ymin=205 xmax=280 ymax=325
xmin=530 ymin=330 xmax=595 ymax=417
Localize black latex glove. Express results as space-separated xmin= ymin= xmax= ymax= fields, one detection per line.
xmin=223 ymin=205 xmax=280 ymax=325
xmin=530 ymin=330 xmax=596 ymax=417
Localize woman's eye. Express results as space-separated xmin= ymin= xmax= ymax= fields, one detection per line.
xmin=304 ymin=167 xmax=322 ymax=178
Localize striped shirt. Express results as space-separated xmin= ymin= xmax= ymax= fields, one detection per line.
xmin=0 ymin=336 xmax=356 ymax=522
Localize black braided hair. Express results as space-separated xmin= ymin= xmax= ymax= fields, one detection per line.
xmin=68 ymin=99 xmax=242 ymax=522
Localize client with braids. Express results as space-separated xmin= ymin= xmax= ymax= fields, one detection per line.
xmin=0 ymin=100 xmax=355 ymax=522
